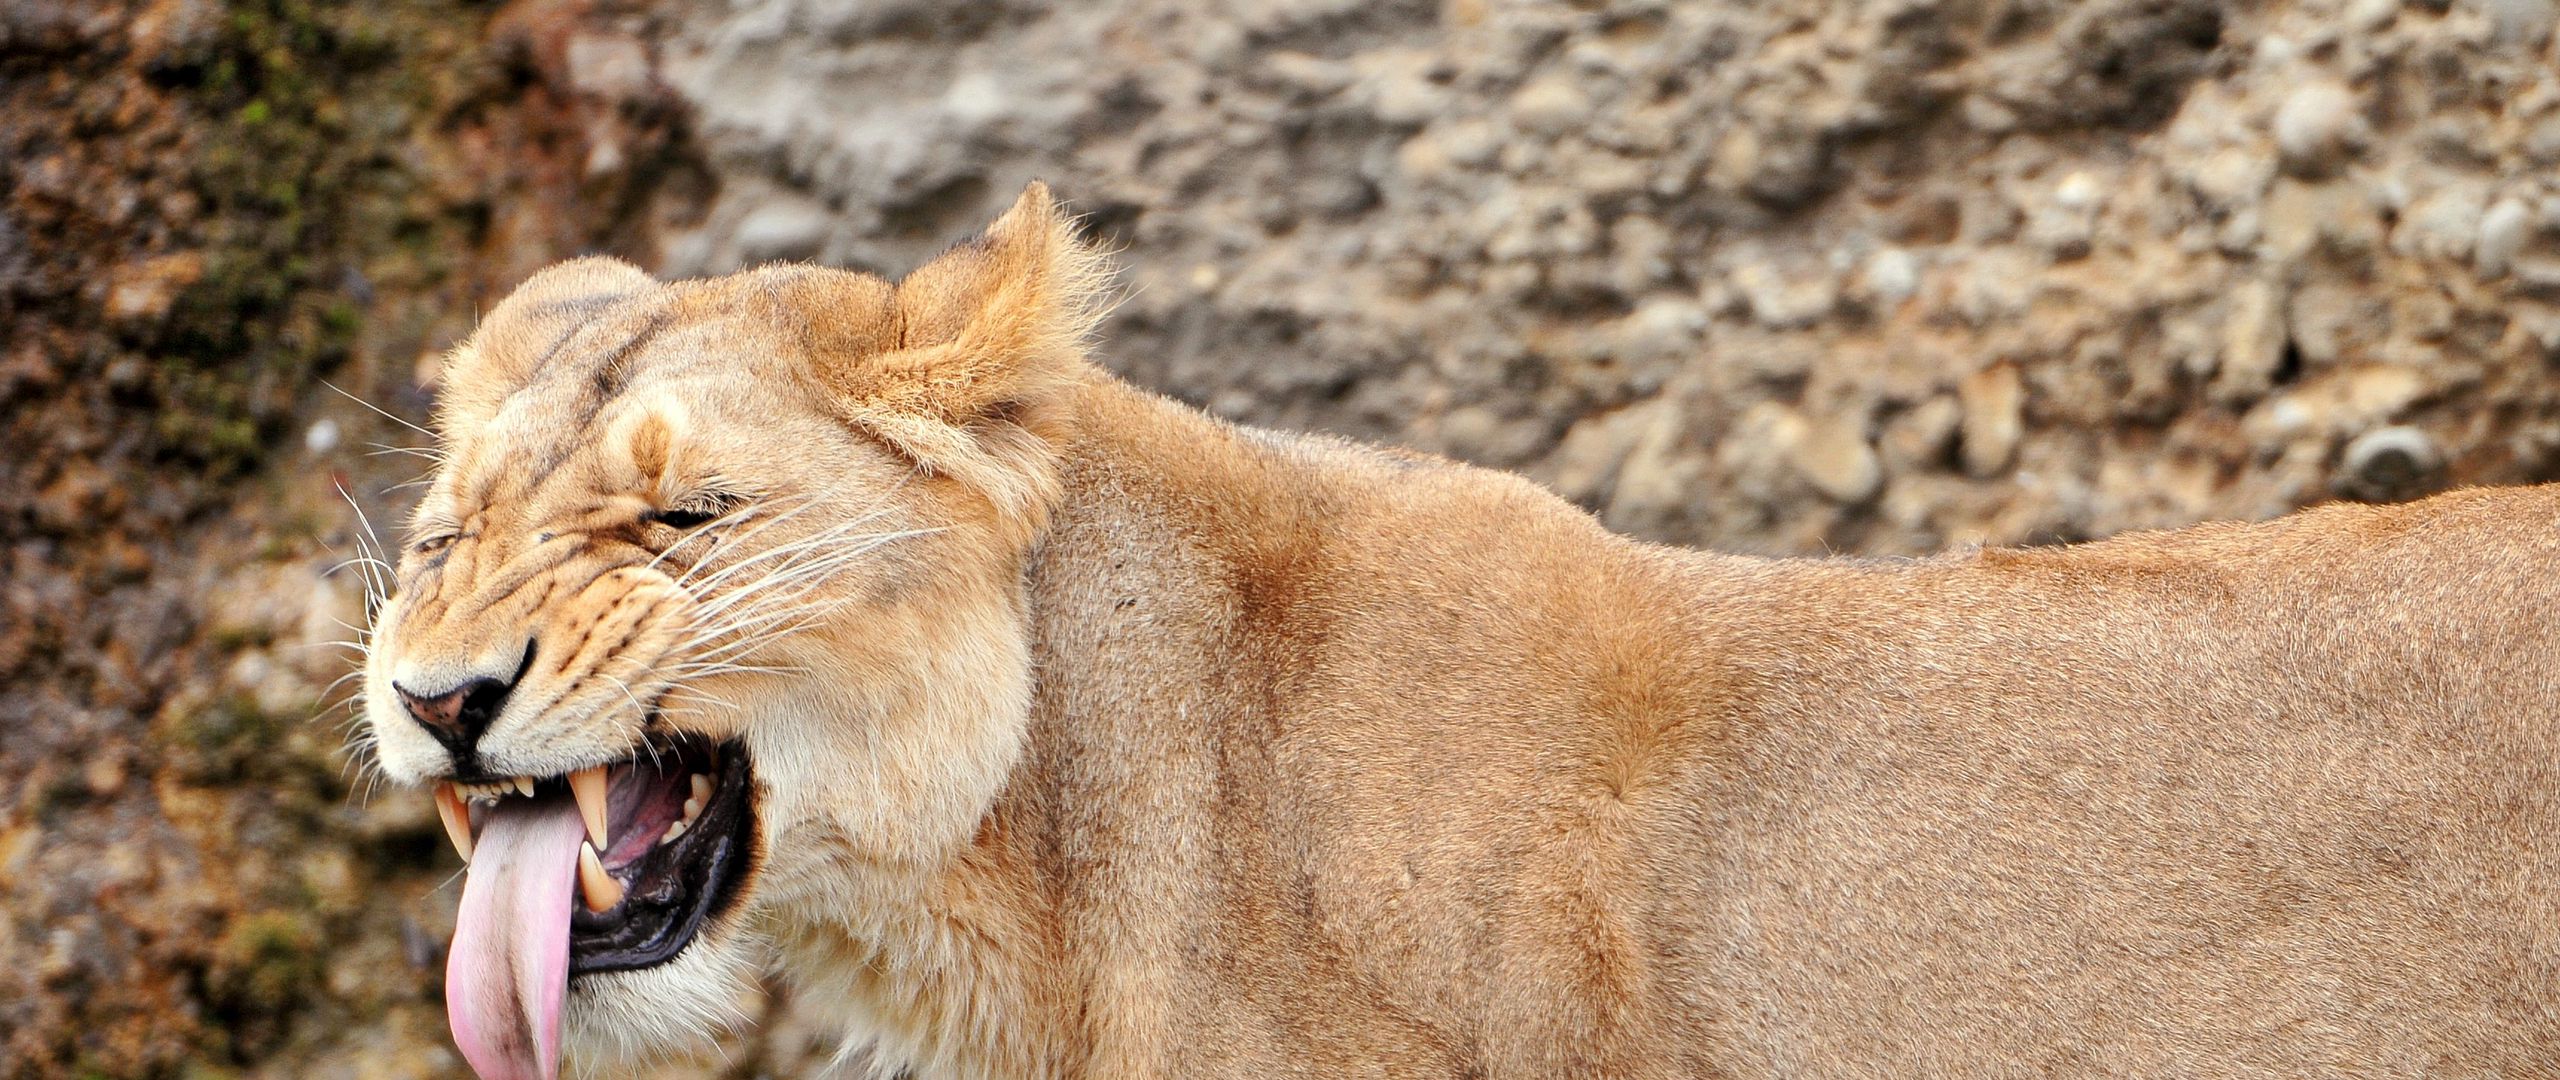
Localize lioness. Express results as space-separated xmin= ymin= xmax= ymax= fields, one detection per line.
xmin=363 ymin=183 xmax=2560 ymax=1079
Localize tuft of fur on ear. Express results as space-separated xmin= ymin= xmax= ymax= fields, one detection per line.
xmin=804 ymin=182 xmax=1114 ymax=534
xmin=438 ymin=256 xmax=657 ymax=434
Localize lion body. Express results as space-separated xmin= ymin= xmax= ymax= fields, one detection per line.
xmin=374 ymin=186 xmax=2560 ymax=1078
xmin=809 ymin=379 xmax=2560 ymax=1077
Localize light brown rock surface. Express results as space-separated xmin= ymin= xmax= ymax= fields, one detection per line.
xmin=654 ymin=0 xmax=2560 ymax=560
xmin=12 ymin=0 xmax=2560 ymax=1075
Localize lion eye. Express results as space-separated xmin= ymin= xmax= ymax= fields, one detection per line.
xmin=412 ymin=533 xmax=458 ymax=555
xmin=649 ymin=507 xmax=720 ymax=531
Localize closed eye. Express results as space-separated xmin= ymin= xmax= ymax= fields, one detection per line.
xmin=649 ymin=507 xmax=720 ymax=531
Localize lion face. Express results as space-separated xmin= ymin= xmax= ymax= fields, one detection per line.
xmin=359 ymin=185 xmax=1104 ymax=1076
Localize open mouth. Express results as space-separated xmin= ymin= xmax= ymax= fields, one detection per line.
xmin=431 ymin=732 xmax=755 ymax=1080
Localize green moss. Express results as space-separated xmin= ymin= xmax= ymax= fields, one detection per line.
xmin=213 ymin=909 xmax=324 ymax=1015
xmin=204 ymin=622 xmax=275 ymax=651
xmin=167 ymin=692 xmax=347 ymax=808
xmin=171 ymin=693 xmax=285 ymax=783
xmin=148 ymin=0 xmax=479 ymax=477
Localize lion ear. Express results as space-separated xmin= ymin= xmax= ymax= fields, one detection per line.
xmin=438 ymin=256 xmax=657 ymax=433
xmin=805 ymin=182 xmax=1109 ymax=530
xmin=818 ymin=182 xmax=1107 ymax=424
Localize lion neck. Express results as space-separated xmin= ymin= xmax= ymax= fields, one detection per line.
xmin=747 ymin=376 xmax=1361 ymax=1074
xmin=754 ymin=376 xmax=1325 ymax=1076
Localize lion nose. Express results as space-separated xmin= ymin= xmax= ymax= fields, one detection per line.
xmin=393 ymin=647 xmax=530 ymax=756
xmin=391 ymin=642 xmax=537 ymax=757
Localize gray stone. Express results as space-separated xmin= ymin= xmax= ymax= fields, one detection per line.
xmin=2335 ymin=425 xmax=2446 ymax=503
xmin=2480 ymin=0 xmax=2558 ymax=47
xmin=2273 ymin=80 xmax=2363 ymax=174
xmin=734 ymin=199 xmax=835 ymax=263
xmin=1729 ymin=262 xmax=1838 ymax=330
xmin=1509 ymin=75 xmax=1592 ymax=137
xmin=1861 ymin=248 xmax=1921 ymax=306
xmin=565 ymin=32 xmax=651 ymax=100
xmin=2394 ymin=183 xmax=2488 ymax=262
xmin=2477 ymin=196 xmax=2534 ymax=279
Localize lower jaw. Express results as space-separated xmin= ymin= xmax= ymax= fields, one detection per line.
xmin=568 ymin=737 xmax=759 ymax=976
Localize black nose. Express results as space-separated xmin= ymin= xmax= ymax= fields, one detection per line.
xmin=394 ymin=676 xmax=515 ymax=753
xmin=393 ymin=643 xmax=533 ymax=756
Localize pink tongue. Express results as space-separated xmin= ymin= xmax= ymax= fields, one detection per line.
xmin=447 ymin=795 xmax=585 ymax=1080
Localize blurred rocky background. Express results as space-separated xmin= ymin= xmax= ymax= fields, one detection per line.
xmin=8 ymin=0 xmax=2560 ymax=1075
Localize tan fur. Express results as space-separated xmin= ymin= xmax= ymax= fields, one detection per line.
xmin=368 ymin=184 xmax=2560 ymax=1078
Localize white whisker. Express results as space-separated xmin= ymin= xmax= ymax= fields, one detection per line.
xmin=323 ymin=378 xmax=436 ymax=439
xmin=367 ymin=442 xmax=446 ymax=463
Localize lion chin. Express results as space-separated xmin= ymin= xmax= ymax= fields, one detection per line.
xmin=559 ymin=929 xmax=762 ymax=1068
xmin=367 ymin=179 xmax=2560 ymax=1080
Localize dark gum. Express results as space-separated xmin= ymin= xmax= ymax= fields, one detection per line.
xmin=563 ymin=736 xmax=755 ymax=977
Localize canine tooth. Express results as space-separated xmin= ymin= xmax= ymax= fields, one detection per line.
xmin=662 ymin=819 xmax=688 ymax=843
xmin=435 ymin=782 xmax=474 ymax=862
xmin=690 ymin=773 xmax=712 ymax=807
xmin=568 ymin=766 xmax=610 ymax=849
xmin=514 ymin=775 xmax=536 ymax=798
xmin=578 ymin=841 xmax=623 ymax=913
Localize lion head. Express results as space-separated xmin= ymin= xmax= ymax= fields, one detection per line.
xmin=359 ymin=185 xmax=1107 ymax=1077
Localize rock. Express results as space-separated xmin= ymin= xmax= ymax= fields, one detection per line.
xmin=1508 ymin=74 xmax=1591 ymax=136
xmin=2286 ymin=280 xmax=2380 ymax=365
xmin=2394 ymin=183 xmax=2489 ymax=262
xmin=564 ymin=32 xmax=651 ymax=100
xmin=1549 ymin=399 xmax=1658 ymax=503
xmin=2339 ymin=364 xmax=2428 ymax=427
xmin=733 ymin=199 xmax=835 ymax=263
xmin=1615 ymin=296 xmax=1706 ymax=360
xmin=1790 ymin=415 xmax=1884 ymax=504
xmin=2335 ymin=424 xmax=2445 ymax=502
xmin=2347 ymin=0 xmax=2400 ymax=29
xmin=1861 ymin=248 xmax=1921 ymax=306
xmin=303 ymin=418 xmax=341 ymax=456
xmin=101 ymin=251 xmax=204 ymax=325
xmin=1434 ymin=118 xmax=1503 ymax=170
xmin=2263 ymin=178 xmax=2380 ymax=262
xmin=1729 ymin=262 xmax=1838 ymax=329
xmin=2272 ymin=79 xmax=2363 ymax=174
xmin=1719 ymin=401 xmax=1811 ymax=505
xmin=1959 ymin=363 xmax=2025 ymax=477
xmin=2187 ymin=145 xmax=2274 ymax=209
xmin=2026 ymin=175 xmax=2108 ymax=258
xmin=2477 ymin=196 xmax=2533 ymax=279
xmin=2054 ymin=171 xmax=2105 ymax=212
xmin=2211 ymin=276 xmax=2293 ymax=401
xmin=1879 ymin=395 xmax=1962 ymax=474
xmin=1949 ymin=249 xmax=2042 ymax=326
xmin=2482 ymin=0 xmax=2558 ymax=47
xmin=1262 ymin=51 xmax=1352 ymax=98
xmin=2526 ymin=114 xmax=2560 ymax=164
